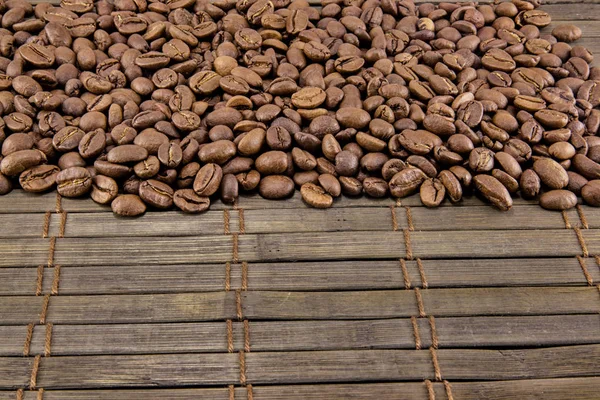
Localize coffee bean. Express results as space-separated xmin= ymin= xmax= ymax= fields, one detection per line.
xmin=389 ymin=167 xmax=427 ymax=198
xmin=56 ymin=166 xmax=92 ymax=198
xmin=0 ymin=149 xmax=46 ymax=176
xmin=533 ymin=157 xmax=569 ymax=189
xmin=540 ymin=189 xmax=578 ymax=210
xmin=420 ymin=178 xmax=446 ymax=207
xmin=259 ymin=175 xmax=294 ymax=199
xmin=473 ymin=174 xmax=512 ymax=211
xmin=139 ymin=179 xmax=174 ymax=209
xmin=107 ymin=144 xmax=148 ymax=164
xmin=112 ymin=194 xmax=146 ymax=217
xmin=173 ymin=189 xmax=210 ymax=213
xmin=91 ymin=175 xmax=119 ymax=205
xmin=19 ymin=165 xmax=60 ymax=193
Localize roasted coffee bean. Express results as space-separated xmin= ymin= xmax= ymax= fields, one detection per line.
xmin=112 ymin=194 xmax=146 ymax=217
xmin=1 ymin=149 xmax=46 ymax=176
xmin=540 ymin=189 xmax=578 ymax=210
xmin=533 ymin=157 xmax=569 ymax=189
xmin=139 ymin=179 xmax=174 ymax=209
xmin=107 ymin=144 xmax=148 ymax=164
xmin=259 ymin=175 xmax=294 ymax=199
xmin=174 ymin=189 xmax=210 ymax=213
xmin=19 ymin=165 xmax=60 ymax=193
xmin=389 ymin=167 xmax=427 ymax=198
xmin=420 ymin=178 xmax=446 ymax=207
xmin=301 ymin=183 xmax=333 ymax=208
xmin=318 ymin=174 xmax=341 ymax=198
xmin=90 ymin=175 xmax=119 ymax=205
xmin=473 ymin=174 xmax=512 ymax=211
xmin=56 ymin=166 xmax=92 ymax=198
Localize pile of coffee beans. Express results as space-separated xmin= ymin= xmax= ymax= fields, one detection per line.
xmin=0 ymin=0 xmax=598 ymax=215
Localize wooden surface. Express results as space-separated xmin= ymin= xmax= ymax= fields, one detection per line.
xmin=0 ymin=0 xmax=599 ymax=398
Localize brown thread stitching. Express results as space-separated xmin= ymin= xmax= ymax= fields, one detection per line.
xmin=236 ymin=289 xmax=243 ymax=320
xmin=16 ymin=389 xmax=23 ymax=400
xmin=58 ymin=212 xmax=67 ymax=238
xmin=23 ymin=324 xmax=34 ymax=357
xmin=247 ymin=384 xmax=254 ymax=400
xmin=50 ymin=266 xmax=60 ymax=296
xmin=55 ymin=193 xmax=62 ymax=213
xmin=417 ymin=258 xmax=428 ymax=289
xmin=35 ymin=266 xmax=44 ymax=296
xmin=444 ymin=380 xmax=454 ymax=400
xmin=399 ymin=259 xmax=411 ymax=289
xmin=404 ymin=229 xmax=414 ymax=260
xmin=562 ymin=210 xmax=572 ymax=229
xmin=47 ymin=237 xmax=55 ymax=268
xmin=29 ymin=355 xmax=41 ymax=390
xmin=396 ymin=198 xmax=402 ymax=207
xmin=595 ymin=256 xmax=600 ymax=274
xmin=238 ymin=208 xmax=246 ymax=234
xmin=232 ymin=233 xmax=239 ymax=263
xmin=228 ymin=385 xmax=234 ymax=400
xmin=227 ymin=320 xmax=234 ymax=353
xmin=577 ymin=205 xmax=589 ymax=229
xmin=241 ymin=262 xmax=248 ymax=291
xmin=425 ymin=380 xmax=435 ymax=400
xmin=390 ymin=205 xmax=399 ymax=231
xmin=574 ymin=227 xmax=589 ymax=257
xmin=429 ymin=316 xmax=439 ymax=350
xmin=39 ymin=295 xmax=50 ymax=325
xmin=410 ymin=316 xmax=421 ymax=350
xmin=244 ymin=320 xmax=250 ymax=353
xmin=405 ymin=206 xmax=414 ymax=231
xmin=430 ymin=347 xmax=442 ymax=381
xmin=225 ymin=262 xmax=231 ymax=292
xmin=224 ymin=210 xmax=231 ymax=235
xmin=576 ymin=256 xmax=594 ymax=286
xmin=239 ymin=351 xmax=247 ymax=385
xmin=44 ymin=323 xmax=52 ymax=357
xmin=42 ymin=212 xmax=50 ymax=239
xmin=37 ymin=389 xmax=44 ymax=400
xmin=415 ymin=288 xmax=426 ymax=318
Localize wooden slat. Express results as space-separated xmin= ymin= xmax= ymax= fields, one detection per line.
xmin=0 ymin=358 xmax=32 ymax=389
xmin=50 ymin=211 xmax=235 ymax=238
xmin=236 ymin=230 xmax=584 ymax=262
xmin=29 ymin=322 xmax=235 ymax=356
xmin=542 ymin=20 xmax=600 ymax=36
xmin=3 ymin=257 xmax=595 ymax=295
xmin=435 ymin=315 xmax=600 ymax=348
xmin=0 ymin=326 xmax=28 ymax=356
xmin=409 ymin=205 xmax=568 ymax=231
xmin=1 ymin=315 xmax=595 ymax=356
xmin=44 ymin=292 xmax=236 ymax=324
xmin=542 ymin=3 xmax=600 ymax=20
xmin=246 ymin=350 xmax=434 ymax=384
xmin=438 ymin=344 xmax=600 ymax=380
xmin=0 ymin=239 xmax=51 ymax=267
xmin=0 ymin=191 xmax=57 ymax=213
xmin=0 ymin=296 xmax=45 ymax=325
xmin=575 ymin=205 xmax=600 ymax=229
xmin=36 ymin=354 xmax=240 ymax=388
xmin=3 ymin=378 xmax=600 ymax=400
xmin=53 ymin=236 xmax=233 ymax=266
xmin=409 ymin=229 xmax=583 ymax=259
xmin=421 ymin=287 xmax=600 ymax=316
xmin=0 ymin=214 xmax=45 ymax=238
xmin=242 ymin=207 xmax=402 ymax=233
xmin=0 ymin=388 xmax=238 ymax=400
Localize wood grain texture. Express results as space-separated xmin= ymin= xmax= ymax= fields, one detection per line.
xmin=3 ymin=378 xmax=600 ymax=400
xmin=421 ymin=287 xmax=600 ymax=316
xmin=0 ymin=357 xmax=32 ymax=389
xmin=53 ymin=236 xmax=233 ymax=266
xmin=45 ymin=292 xmax=237 ymax=324
xmin=0 ymin=239 xmax=51 ymax=267
xmin=37 ymin=354 xmax=240 ymax=388
xmin=50 ymin=211 xmax=235 ymax=237
xmin=438 ymin=344 xmax=600 ymax=380
xmin=245 ymin=350 xmax=434 ymax=384
xmin=1 ymin=315 xmax=596 ymax=356
xmin=0 ymin=296 xmax=45 ymax=325
xmin=0 ymin=214 xmax=45 ymax=238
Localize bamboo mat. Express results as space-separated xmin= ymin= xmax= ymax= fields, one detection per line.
xmin=0 ymin=0 xmax=598 ymax=398
xmin=0 ymin=188 xmax=599 ymax=399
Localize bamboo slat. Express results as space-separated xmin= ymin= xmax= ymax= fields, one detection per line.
xmin=0 ymin=239 xmax=51 ymax=267
xmin=36 ymin=354 xmax=240 ymax=388
xmin=438 ymin=344 xmax=600 ymax=380
xmin=0 ymin=296 xmax=45 ymax=325
xmin=0 ymin=358 xmax=31 ymax=389
xmin=1 ymin=257 xmax=596 ymax=295
xmin=0 ymin=314 xmax=597 ymax=356
xmin=0 ymin=214 xmax=46 ymax=238
xmin=3 ymin=378 xmax=600 ymax=400
xmin=49 ymin=211 xmax=235 ymax=238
